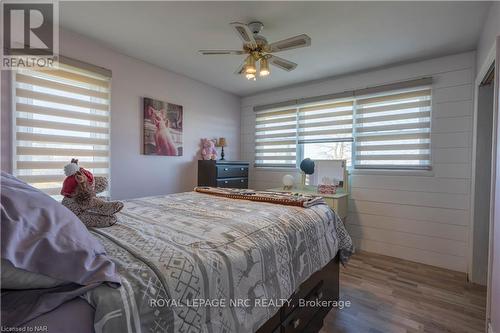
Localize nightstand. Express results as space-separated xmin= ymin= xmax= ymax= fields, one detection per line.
xmin=267 ymin=186 xmax=349 ymax=221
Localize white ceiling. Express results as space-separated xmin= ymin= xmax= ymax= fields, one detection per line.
xmin=60 ymin=1 xmax=490 ymax=96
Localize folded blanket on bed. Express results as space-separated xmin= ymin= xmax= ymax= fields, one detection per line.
xmin=194 ymin=186 xmax=326 ymax=208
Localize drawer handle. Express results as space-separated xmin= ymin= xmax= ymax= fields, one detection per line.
xmin=240 ymin=180 xmax=244 ymax=183
xmin=224 ymin=168 xmax=229 ymax=171
xmin=292 ymin=318 xmax=300 ymax=329
xmin=240 ymin=167 xmax=245 ymax=170
xmin=224 ymin=181 xmax=228 ymax=184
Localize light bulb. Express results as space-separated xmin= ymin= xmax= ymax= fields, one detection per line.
xmin=246 ymin=73 xmax=255 ymax=80
xmin=259 ymin=57 xmax=270 ymax=76
xmin=245 ymin=56 xmax=256 ymax=74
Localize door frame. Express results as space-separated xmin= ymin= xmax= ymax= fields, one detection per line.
xmin=470 ymin=44 xmax=497 ymax=284
xmin=486 ymin=36 xmax=499 ymax=333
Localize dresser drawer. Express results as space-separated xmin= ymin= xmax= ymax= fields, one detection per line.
xmin=282 ymin=282 xmax=325 ymax=333
xmin=216 ymin=165 xmax=248 ymax=178
xmin=283 ymin=269 xmax=323 ymax=318
xmin=198 ymin=160 xmax=250 ymax=189
xmin=217 ymin=177 xmax=248 ymax=189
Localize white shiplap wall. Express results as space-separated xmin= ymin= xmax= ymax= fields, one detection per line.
xmin=241 ymin=52 xmax=475 ymax=272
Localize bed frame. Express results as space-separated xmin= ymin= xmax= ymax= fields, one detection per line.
xmin=256 ymin=254 xmax=340 ymax=333
xmin=18 ymin=255 xmax=340 ymax=333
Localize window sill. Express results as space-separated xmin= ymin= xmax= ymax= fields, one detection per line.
xmin=253 ymin=166 xmax=435 ymax=177
xmin=349 ymin=168 xmax=435 ymax=177
xmin=254 ymin=166 xmax=299 ymax=173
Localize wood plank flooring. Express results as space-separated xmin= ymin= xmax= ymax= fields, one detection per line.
xmin=320 ymin=251 xmax=487 ymax=333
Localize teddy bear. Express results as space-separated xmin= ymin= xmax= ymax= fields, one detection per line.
xmin=61 ymin=159 xmax=124 ymax=228
xmin=200 ymin=138 xmax=217 ymax=160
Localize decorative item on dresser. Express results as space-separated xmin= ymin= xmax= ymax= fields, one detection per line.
xmin=216 ymin=137 xmax=227 ymax=160
xmin=275 ymin=159 xmax=350 ymax=220
xmin=197 ymin=160 xmax=249 ymax=189
xmin=200 ymin=138 xmax=218 ymax=160
xmin=282 ymin=174 xmax=295 ymax=190
xmin=299 ymin=158 xmax=315 ymax=188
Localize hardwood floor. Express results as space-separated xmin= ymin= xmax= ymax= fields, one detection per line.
xmin=320 ymin=251 xmax=487 ymax=333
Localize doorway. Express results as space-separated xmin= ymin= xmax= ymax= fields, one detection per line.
xmin=471 ymin=62 xmax=495 ymax=285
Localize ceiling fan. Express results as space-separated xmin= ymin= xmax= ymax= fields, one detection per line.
xmin=198 ymin=21 xmax=311 ymax=80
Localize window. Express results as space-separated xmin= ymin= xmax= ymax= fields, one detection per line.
xmin=255 ymin=108 xmax=297 ymax=167
xmin=302 ymin=142 xmax=352 ymax=166
xmin=298 ymin=99 xmax=354 ymax=166
xmin=13 ymin=61 xmax=111 ymax=198
xmin=254 ymin=80 xmax=432 ymax=170
xmin=353 ymin=87 xmax=432 ymax=170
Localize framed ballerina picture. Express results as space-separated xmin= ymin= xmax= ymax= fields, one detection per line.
xmin=143 ymin=97 xmax=183 ymax=156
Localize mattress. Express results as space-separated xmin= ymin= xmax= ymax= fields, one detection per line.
xmin=21 ymin=298 xmax=95 ymax=333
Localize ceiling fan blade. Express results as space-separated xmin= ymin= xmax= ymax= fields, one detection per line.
xmin=230 ymin=22 xmax=257 ymax=48
xmin=268 ymin=55 xmax=297 ymax=71
xmin=198 ymin=50 xmax=245 ymax=55
xmin=269 ymin=34 xmax=311 ymax=53
xmin=234 ymin=59 xmax=247 ymax=75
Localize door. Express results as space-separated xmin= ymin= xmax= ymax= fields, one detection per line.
xmin=487 ymin=36 xmax=499 ymax=333
xmin=473 ymin=78 xmax=494 ymax=285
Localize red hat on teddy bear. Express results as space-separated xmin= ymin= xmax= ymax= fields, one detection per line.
xmin=61 ymin=159 xmax=94 ymax=197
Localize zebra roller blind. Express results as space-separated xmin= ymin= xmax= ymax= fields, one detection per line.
xmin=13 ymin=62 xmax=111 ymax=197
xmin=298 ymin=100 xmax=354 ymax=144
xmin=253 ymin=79 xmax=432 ymax=170
xmin=255 ymin=107 xmax=297 ymax=167
xmin=354 ymin=86 xmax=432 ymax=169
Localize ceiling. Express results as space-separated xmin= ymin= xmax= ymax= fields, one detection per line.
xmin=60 ymin=1 xmax=490 ymax=96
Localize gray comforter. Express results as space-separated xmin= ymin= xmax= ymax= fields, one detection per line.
xmin=86 ymin=191 xmax=353 ymax=333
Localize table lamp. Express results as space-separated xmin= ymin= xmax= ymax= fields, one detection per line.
xmin=217 ymin=137 xmax=227 ymax=160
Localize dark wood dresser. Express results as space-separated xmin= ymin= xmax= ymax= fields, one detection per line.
xmin=197 ymin=160 xmax=249 ymax=189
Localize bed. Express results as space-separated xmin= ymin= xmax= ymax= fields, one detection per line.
xmin=1 ymin=174 xmax=353 ymax=333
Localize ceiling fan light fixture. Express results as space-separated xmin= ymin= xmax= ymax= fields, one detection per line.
xmin=245 ymin=56 xmax=256 ymax=74
xmin=200 ymin=22 xmax=310 ymax=80
xmin=259 ymin=57 xmax=270 ymax=76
